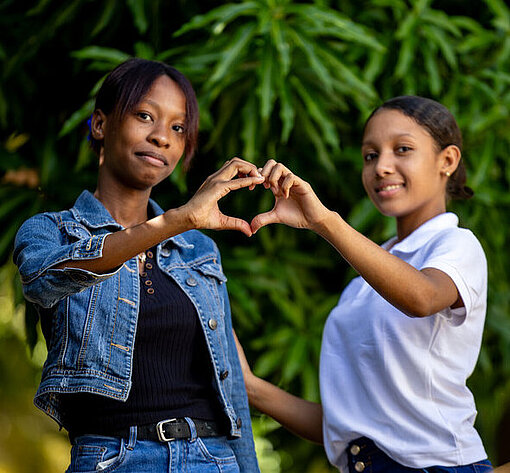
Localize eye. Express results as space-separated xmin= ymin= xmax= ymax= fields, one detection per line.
xmin=172 ymin=124 xmax=185 ymax=134
xmin=396 ymin=145 xmax=412 ymax=154
xmin=136 ymin=112 xmax=152 ymax=122
xmin=363 ymin=152 xmax=378 ymax=162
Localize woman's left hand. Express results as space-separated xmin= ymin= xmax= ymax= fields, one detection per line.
xmin=250 ymin=160 xmax=332 ymax=233
xmin=180 ymin=157 xmax=265 ymax=237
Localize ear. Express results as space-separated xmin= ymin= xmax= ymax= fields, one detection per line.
xmin=439 ymin=144 xmax=461 ymax=177
xmin=90 ymin=110 xmax=107 ymax=140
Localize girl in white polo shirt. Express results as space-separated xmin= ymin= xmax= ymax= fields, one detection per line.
xmin=236 ymin=96 xmax=492 ymax=472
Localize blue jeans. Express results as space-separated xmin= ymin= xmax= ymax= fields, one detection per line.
xmin=66 ymin=419 xmax=240 ymax=473
xmin=348 ymin=437 xmax=493 ymax=473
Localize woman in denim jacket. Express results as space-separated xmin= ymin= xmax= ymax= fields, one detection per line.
xmin=13 ymin=58 xmax=262 ymax=473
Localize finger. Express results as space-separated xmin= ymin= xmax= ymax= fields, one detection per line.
xmin=281 ymin=172 xmax=297 ymax=199
xmin=267 ymin=163 xmax=291 ymax=194
xmin=259 ymin=159 xmax=278 ymax=189
xmin=222 ymin=157 xmax=262 ymax=180
xmin=250 ymin=210 xmax=279 ymax=234
xmin=219 ymin=214 xmax=253 ymax=237
xmin=219 ymin=175 xmax=265 ymax=197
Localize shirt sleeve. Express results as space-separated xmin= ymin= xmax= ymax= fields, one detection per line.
xmin=420 ymin=228 xmax=487 ymax=326
xmin=13 ymin=212 xmax=120 ymax=308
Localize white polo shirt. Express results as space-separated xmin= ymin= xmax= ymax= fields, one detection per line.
xmin=320 ymin=212 xmax=487 ymax=471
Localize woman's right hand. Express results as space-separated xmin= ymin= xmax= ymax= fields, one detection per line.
xmin=251 ymin=160 xmax=333 ymax=234
xmin=179 ymin=158 xmax=264 ymax=237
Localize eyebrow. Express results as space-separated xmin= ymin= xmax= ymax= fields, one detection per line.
xmin=141 ymin=99 xmax=187 ymax=118
xmin=362 ymin=132 xmax=416 ymax=147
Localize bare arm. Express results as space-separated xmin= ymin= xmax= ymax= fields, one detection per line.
xmin=233 ymin=331 xmax=323 ymax=444
xmin=56 ymin=158 xmax=264 ymax=274
xmin=251 ymin=160 xmax=460 ymax=318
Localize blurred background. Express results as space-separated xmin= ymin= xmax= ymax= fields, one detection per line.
xmin=1 ymin=0 xmax=510 ymax=471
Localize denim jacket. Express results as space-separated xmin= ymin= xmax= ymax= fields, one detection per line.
xmin=13 ymin=190 xmax=260 ymax=472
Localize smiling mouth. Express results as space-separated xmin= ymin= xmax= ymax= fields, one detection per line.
xmin=376 ymin=184 xmax=404 ymax=193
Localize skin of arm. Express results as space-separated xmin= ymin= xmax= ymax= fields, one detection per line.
xmin=55 ymin=158 xmax=264 ymax=274
xmin=251 ymin=160 xmax=460 ymax=319
xmin=233 ymin=331 xmax=323 ymax=444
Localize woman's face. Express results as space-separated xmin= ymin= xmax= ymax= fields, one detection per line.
xmin=98 ymin=75 xmax=187 ymax=191
xmin=361 ymin=109 xmax=449 ymax=232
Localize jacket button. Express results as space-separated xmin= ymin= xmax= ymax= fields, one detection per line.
xmin=220 ymin=370 xmax=229 ymax=380
xmin=236 ymin=417 xmax=242 ymax=428
xmin=354 ymin=461 xmax=365 ymax=472
xmin=350 ymin=444 xmax=360 ymax=455
xmin=208 ymin=319 xmax=218 ymax=330
xmin=186 ymin=277 xmax=197 ymax=287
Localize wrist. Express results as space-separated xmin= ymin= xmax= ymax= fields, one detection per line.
xmin=163 ymin=206 xmax=195 ymax=234
xmin=310 ymin=208 xmax=339 ymax=235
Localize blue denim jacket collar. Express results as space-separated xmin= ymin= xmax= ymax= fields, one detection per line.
xmin=71 ymin=190 xmax=194 ymax=250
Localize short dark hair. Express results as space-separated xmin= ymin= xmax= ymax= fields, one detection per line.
xmin=365 ymin=95 xmax=473 ymax=200
xmin=90 ymin=58 xmax=199 ymax=170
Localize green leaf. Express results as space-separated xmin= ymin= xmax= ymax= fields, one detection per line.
xmin=207 ymin=23 xmax=257 ymax=86
xmin=395 ymin=35 xmax=417 ymax=78
xmin=290 ymin=76 xmax=339 ymax=151
xmin=277 ymin=75 xmax=295 ymax=144
xmin=289 ymin=27 xmax=334 ymax=93
xmin=423 ymin=44 xmax=441 ymax=95
xmin=173 ymin=2 xmax=259 ymax=37
xmin=134 ymin=41 xmax=155 ymax=60
xmin=58 ymin=98 xmax=94 ymax=138
xmin=126 ymin=0 xmax=148 ymax=34
xmin=71 ymin=46 xmax=131 ymax=64
xmin=281 ymin=336 xmax=307 ymax=383
xmin=424 ymin=24 xmax=458 ymax=69
xmin=257 ymin=43 xmax=276 ymax=120
xmin=91 ymin=0 xmax=117 ymax=37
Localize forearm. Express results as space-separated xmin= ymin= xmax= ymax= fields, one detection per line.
xmin=56 ymin=207 xmax=190 ymax=273
xmin=246 ymin=375 xmax=323 ymax=444
xmin=313 ymin=211 xmax=458 ymax=317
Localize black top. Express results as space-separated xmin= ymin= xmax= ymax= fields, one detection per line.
xmin=60 ymin=247 xmax=223 ymax=435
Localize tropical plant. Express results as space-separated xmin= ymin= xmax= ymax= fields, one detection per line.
xmin=1 ymin=0 xmax=510 ymax=471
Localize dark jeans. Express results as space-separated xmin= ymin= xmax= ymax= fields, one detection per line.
xmin=347 ymin=437 xmax=493 ymax=473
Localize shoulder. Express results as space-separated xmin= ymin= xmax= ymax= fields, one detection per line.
xmin=178 ymin=229 xmax=221 ymax=256
xmin=16 ymin=208 xmax=73 ymax=241
xmin=426 ymin=225 xmax=486 ymax=263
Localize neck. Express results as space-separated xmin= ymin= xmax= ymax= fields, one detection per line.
xmin=94 ymin=178 xmax=151 ymax=228
xmin=396 ymin=206 xmax=446 ymax=242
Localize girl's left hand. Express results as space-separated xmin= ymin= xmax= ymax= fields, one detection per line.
xmin=251 ymin=160 xmax=332 ymax=233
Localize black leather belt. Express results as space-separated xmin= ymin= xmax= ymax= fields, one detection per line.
xmin=71 ymin=418 xmax=222 ymax=443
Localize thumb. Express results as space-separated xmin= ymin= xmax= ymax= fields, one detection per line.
xmin=250 ymin=210 xmax=279 ymax=234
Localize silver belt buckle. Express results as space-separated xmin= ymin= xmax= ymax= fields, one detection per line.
xmin=156 ymin=418 xmax=177 ymax=442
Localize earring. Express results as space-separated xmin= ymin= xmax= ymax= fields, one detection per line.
xmin=445 ymin=171 xmax=451 ymax=177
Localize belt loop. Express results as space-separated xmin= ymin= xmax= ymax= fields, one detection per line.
xmin=184 ymin=417 xmax=198 ymax=443
xmin=127 ymin=426 xmax=137 ymax=450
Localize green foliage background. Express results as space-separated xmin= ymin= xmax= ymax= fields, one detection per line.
xmin=1 ymin=0 xmax=509 ymax=471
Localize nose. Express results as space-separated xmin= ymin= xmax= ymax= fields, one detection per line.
xmin=147 ymin=123 xmax=170 ymax=148
xmin=374 ymin=151 xmax=395 ymax=177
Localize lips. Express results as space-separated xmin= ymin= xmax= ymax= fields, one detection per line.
xmin=135 ymin=150 xmax=168 ymax=167
xmin=376 ymin=183 xmax=404 ymax=193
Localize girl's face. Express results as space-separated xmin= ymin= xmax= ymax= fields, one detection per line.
xmin=361 ymin=109 xmax=451 ymax=235
xmin=97 ymin=75 xmax=187 ymax=191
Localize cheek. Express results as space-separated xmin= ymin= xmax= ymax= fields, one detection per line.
xmin=361 ymin=168 xmax=371 ymax=193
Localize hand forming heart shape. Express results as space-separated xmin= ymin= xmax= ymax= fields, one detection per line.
xmin=184 ymin=157 xmax=331 ymax=237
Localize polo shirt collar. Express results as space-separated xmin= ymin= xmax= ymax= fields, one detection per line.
xmin=383 ymin=212 xmax=459 ymax=253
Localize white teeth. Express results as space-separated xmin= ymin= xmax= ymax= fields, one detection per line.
xmin=380 ymin=184 xmax=402 ymax=192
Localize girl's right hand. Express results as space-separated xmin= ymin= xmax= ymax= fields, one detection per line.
xmin=180 ymin=158 xmax=264 ymax=237
xmin=251 ymin=160 xmax=333 ymax=234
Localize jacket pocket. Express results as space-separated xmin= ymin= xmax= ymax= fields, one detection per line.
xmin=194 ymin=261 xmax=227 ymax=284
